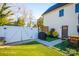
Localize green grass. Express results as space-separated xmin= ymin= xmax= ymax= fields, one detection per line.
xmin=55 ymin=40 xmax=79 ymax=56
xmin=45 ymin=37 xmax=58 ymax=42
xmin=55 ymin=40 xmax=69 ymax=50
xmin=0 ymin=41 xmax=65 ymax=56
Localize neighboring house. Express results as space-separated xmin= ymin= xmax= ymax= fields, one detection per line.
xmin=42 ymin=3 xmax=79 ymax=38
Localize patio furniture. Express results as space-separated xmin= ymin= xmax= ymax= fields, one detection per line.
xmin=68 ymin=35 xmax=79 ymax=52
xmin=68 ymin=35 xmax=79 ymax=44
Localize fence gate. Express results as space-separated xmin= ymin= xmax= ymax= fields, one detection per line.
xmin=0 ymin=26 xmax=38 ymax=44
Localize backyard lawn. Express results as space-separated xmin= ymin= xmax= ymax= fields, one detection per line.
xmin=0 ymin=41 xmax=66 ymax=56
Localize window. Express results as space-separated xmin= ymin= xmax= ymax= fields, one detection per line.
xmin=59 ymin=9 xmax=64 ymax=17
xmin=75 ymin=3 xmax=79 ymax=13
xmin=78 ymin=14 xmax=79 ymax=24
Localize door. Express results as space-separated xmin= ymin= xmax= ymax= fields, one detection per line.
xmin=62 ymin=25 xmax=68 ymax=39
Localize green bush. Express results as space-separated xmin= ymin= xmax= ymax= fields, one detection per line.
xmin=47 ymin=28 xmax=59 ymax=38
xmin=53 ymin=31 xmax=59 ymax=38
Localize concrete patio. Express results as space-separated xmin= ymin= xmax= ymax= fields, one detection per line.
xmin=36 ymin=39 xmax=63 ymax=47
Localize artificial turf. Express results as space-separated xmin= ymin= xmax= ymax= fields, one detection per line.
xmin=0 ymin=41 xmax=65 ymax=56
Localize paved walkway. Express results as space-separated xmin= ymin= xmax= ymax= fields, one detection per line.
xmin=4 ymin=39 xmax=63 ymax=47
xmin=5 ymin=39 xmax=34 ymax=45
xmin=36 ymin=39 xmax=63 ymax=47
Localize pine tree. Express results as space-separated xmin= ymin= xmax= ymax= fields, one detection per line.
xmin=0 ymin=3 xmax=13 ymax=26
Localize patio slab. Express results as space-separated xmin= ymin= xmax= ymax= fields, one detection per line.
xmin=36 ymin=39 xmax=63 ymax=47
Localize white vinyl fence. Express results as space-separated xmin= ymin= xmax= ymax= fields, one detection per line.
xmin=0 ymin=26 xmax=38 ymax=44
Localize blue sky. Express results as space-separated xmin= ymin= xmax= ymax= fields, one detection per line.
xmin=23 ymin=3 xmax=54 ymax=19
xmin=10 ymin=3 xmax=54 ymax=20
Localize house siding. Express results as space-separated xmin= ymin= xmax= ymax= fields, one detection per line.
xmin=43 ymin=4 xmax=78 ymax=38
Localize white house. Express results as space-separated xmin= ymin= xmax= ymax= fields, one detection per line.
xmin=42 ymin=3 xmax=79 ymax=38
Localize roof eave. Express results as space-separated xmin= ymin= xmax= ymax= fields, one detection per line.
xmin=42 ymin=3 xmax=68 ymax=16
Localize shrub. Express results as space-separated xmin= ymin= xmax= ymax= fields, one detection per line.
xmin=53 ymin=31 xmax=59 ymax=38
xmin=47 ymin=28 xmax=59 ymax=38
xmin=38 ymin=32 xmax=47 ymax=40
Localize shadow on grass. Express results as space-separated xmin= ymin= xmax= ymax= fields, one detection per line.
xmin=16 ymin=41 xmax=40 ymax=46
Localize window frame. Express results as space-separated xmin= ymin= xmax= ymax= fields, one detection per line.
xmin=75 ymin=3 xmax=79 ymax=13
xmin=59 ymin=9 xmax=64 ymax=17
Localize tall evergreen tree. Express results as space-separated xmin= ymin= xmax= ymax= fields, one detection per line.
xmin=0 ymin=3 xmax=13 ymax=26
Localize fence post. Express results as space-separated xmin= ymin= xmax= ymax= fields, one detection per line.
xmin=21 ymin=27 xmax=22 ymax=41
